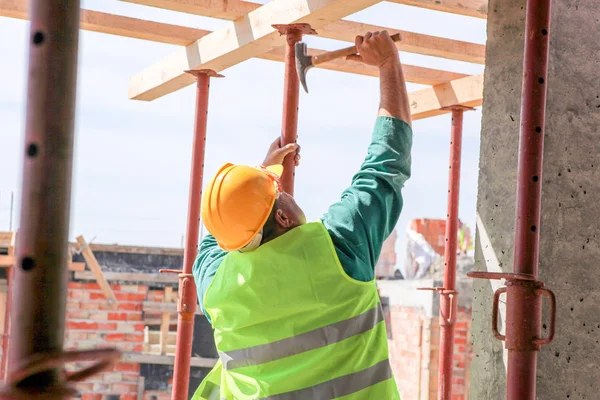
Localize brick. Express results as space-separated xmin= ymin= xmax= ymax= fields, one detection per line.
xmin=454 ymin=337 xmax=467 ymax=345
xmin=108 ymin=312 xmax=128 ymax=321
xmin=111 ymin=383 xmax=138 ymax=393
xmin=68 ymin=321 xmax=98 ymax=330
xmin=106 ymin=333 xmax=125 ymax=341
xmin=102 ymin=372 xmax=123 ymax=383
xmin=133 ymin=344 xmax=143 ymax=352
xmin=115 ymin=292 xmax=147 ymax=302
xmin=124 ymin=333 xmax=144 ymax=342
xmin=84 ymin=283 xmax=101 ymax=290
xmin=87 ymin=332 xmax=106 ymax=341
xmin=67 ymin=310 xmax=90 ymax=319
xmin=114 ymin=363 xmax=140 ymax=373
xmin=118 ymin=302 xmax=142 ymax=312
xmin=68 ymin=282 xmax=85 ymax=289
xmin=121 ymin=395 xmax=138 ymax=400
xmin=89 ymin=311 xmax=109 ymax=321
xmin=81 ymin=302 xmax=101 ymax=310
xmin=90 ymin=292 xmax=108 ymax=301
xmin=76 ymin=382 xmax=95 ymax=392
xmin=116 ymin=322 xmax=136 ymax=333
xmin=97 ymin=322 xmax=118 ymax=331
xmin=126 ymin=313 xmax=143 ymax=321
xmin=92 ymin=382 xmax=110 ymax=392
xmin=67 ymin=331 xmax=88 ymax=341
xmin=82 ymin=394 xmax=102 ymax=400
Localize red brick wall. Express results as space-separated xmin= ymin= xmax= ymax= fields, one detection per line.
xmin=387 ymin=305 xmax=473 ymax=400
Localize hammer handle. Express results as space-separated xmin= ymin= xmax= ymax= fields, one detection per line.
xmin=311 ymin=33 xmax=401 ymax=66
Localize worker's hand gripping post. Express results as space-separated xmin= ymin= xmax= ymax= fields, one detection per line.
xmin=295 ymin=33 xmax=402 ymax=93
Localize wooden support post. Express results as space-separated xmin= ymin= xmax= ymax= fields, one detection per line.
xmin=159 ymin=286 xmax=173 ymax=355
xmin=75 ymin=235 xmax=119 ymax=310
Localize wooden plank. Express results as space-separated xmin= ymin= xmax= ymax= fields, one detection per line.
xmin=0 ymin=232 xmax=12 ymax=247
xmin=387 ymin=0 xmax=488 ymax=19
xmin=319 ymin=20 xmax=485 ymax=64
xmin=75 ymin=235 xmax=119 ymax=310
xmin=159 ymin=286 xmax=173 ymax=355
xmin=124 ymin=0 xmax=486 ymax=63
xmin=121 ymin=352 xmax=217 ymax=368
xmin=1 ymin=2 xmax=464 ymax=85
xmin=408 ymin=74 xmax=484 ymax=120
xmin=146 ymin=330 xmax=177 ymax=346
xmin=0 ymin=255 xmax=85 ymax=271
xmin=128 ymin=0 xmax=384 ymax=101
xmin=0 ymin=0 xmax=203 ymax=45
xmin=75 ymin=271 xmax=179 ymax=284
xmin=143 ymin=301 xmax=203 ymax=315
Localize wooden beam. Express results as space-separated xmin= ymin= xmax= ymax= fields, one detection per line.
xmin=76 ymin=236 xmax=119 ymax=310
xmin=408 ymin=74 xmax=484 ymax=120
xmin=0 ymin=255 xmax=84 ymax=271
xmin=387 ymin=0 xmax=488 ymax=19
xmin=1 ymin=2 xmax=464 ymax=86
xmin=121 ymin=352 xmax=217 ymax=367
xmin=75 ymin=271 xmax=179 ymax=284
xmin=143 ymin=301 xmax=204 ymax=315
xmin=319 ymin=20 xmax=485 ymax=64
xmin=128 ymin=0 xmax=385 ymax=101
xmin=0 ymin=0 xmax=201 ymax=46
xmin=123 ymin=0 xmax=485 ymax=63
xmin=124 ymin=0 xmax=488 ymax=19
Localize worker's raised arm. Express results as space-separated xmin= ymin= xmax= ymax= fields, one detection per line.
xmin=324 ymin=32 xmax=412 ymax=281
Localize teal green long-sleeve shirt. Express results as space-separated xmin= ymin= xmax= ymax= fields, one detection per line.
xmin=192 ymin=116 xmax=412 ymax=323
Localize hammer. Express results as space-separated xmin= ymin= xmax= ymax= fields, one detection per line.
xmin=295 ymin=32 xmax=402 ymax=93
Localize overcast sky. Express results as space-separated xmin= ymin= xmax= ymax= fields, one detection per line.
xmin=0 ymin=1 xmax=487 ymax=268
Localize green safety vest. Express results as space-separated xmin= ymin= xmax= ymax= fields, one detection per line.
xmin=192 ymin=221 xmax=400 ymax=400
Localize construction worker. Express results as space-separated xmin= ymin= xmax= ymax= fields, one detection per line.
xmin=192 ymin=31 xmax=412 ymax=400
xmin=457 ymin=218 xmax=474 ymax=256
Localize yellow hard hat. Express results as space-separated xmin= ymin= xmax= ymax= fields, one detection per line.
xmin=201 ymin=163 xmax=283 ymax=251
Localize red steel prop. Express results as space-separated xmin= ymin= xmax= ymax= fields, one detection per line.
xmin=1 ymin=1 xmax=120 ymax=398
xmin=468 ymin=1 xmax=556 ymax=399
xmin=273 ymin=24 xmax=316 ymax=195
xmin=170 ymin=70 xmax=222 ymax=400
xmin=438 ymin=108 xmax=465 ymax=399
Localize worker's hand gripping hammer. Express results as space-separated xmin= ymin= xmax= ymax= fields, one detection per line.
xmin=294 ymin=32 xmax=402 ymax=93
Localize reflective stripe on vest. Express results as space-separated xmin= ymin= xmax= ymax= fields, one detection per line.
xmin=219 ymin=305 xmax=383 ymax=370
xmin=259 ymin=359 xmax=393 ymax=400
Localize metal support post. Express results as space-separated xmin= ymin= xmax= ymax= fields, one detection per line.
xmin=273 ymin=24 xmax=316 ymax=195
xmin=419 ymin=106 xmax=471 ymax=399
xmin=1 ymin=265 xmax=12 ymax=381
xmin=438 ymin=107 xmax=466 ymax=399
xmin=170 ymin=69 xmax=222 ymax=400
xmin=468 ymin=1 xmax=556 ymax=399
xmin=0 ymin=2 xmax=120 ymax=398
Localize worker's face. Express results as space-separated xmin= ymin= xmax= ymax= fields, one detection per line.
xmin=275 ymin=192 xmax=307 ymax=230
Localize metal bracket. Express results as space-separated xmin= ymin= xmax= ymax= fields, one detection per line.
xmin=467 ymin=271 xmax=556 ymax=349
xmin=185 ymin=69 xmax=225 ymax=78
xmin=417 ymin=287 xmax=459 ymax=326
xmin=0 ymin=348 xmax=121 ymax=399
xmin=272 ymin=23 xmax=317 ymax=36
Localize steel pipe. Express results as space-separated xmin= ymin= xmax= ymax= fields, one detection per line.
xmin=468 ymin=1 xmax=555 ymax=399
xmin=508 ymin=1 xmax=552 ymax=397
xmin=276 ymin=25 xmax=306 ymax=195
xmin=171 ymin=70 xmax=219 ymax=400
xmin=438 ymin=108 xmax=464 ymax=400
xmin=6 ymin=0 xmax=81 ymax=395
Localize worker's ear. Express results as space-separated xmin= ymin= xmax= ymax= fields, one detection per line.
xmin=274 ymin=209 xmax=294 ymax=229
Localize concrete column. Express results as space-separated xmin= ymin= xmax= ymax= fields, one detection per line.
xmin=470 ymin=1 xmax=600 ymax=398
